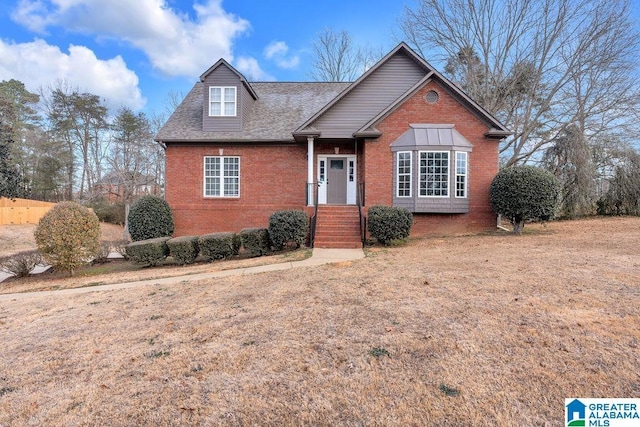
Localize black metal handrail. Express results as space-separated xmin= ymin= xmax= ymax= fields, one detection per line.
xmin=357 ymin=181 xmax=366 ymax=247
xmin=308 ymin=182 xmax=319 ymax=248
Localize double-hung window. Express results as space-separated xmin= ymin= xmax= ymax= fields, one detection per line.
xmin=396 ymin=151 xmax=412 ymax=197
xmin=419 ymin=151 xmax=449 ymax=197
xmin=455 ymin=152 xmax=467 ymax=198
xmin=209 ymin=87 xmax=236 ymax=117
xmin=204 ymin=156 xmax=240 ymax=197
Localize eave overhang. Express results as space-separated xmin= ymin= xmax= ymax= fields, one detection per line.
xmin=484 ymin=128 xmax=513 ymax=139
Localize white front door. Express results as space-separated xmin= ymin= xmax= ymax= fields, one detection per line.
xmin=318 ymin=155 xmax=356 ymax=204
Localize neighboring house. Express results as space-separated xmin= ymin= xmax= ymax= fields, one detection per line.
xmin=156 ymin=42 xmax=510 ymax=247
xmin=94 ymin=172 xmax=163 ymax=204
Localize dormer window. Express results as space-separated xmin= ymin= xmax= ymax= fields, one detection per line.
xmin=209 ymin=87 xmax=236 ymax=117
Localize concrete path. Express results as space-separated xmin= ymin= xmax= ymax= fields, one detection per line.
xmin=0 ymin=248 xmax=365 ymax=301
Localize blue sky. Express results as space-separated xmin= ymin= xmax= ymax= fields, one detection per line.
xmin=0 ymin=0 xmax=412 ymax=116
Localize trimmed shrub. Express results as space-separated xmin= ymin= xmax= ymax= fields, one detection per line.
xmin=167 ymin=236 xmax=200 ymax=265
xmin=199 ymin=232 xmax=240 ymax=261
xmin=240 ymin=228 xmax=271 ymax=257
xmin=125 ymin=237 xmax=170 ymax=266
xmin=268 ymin=210 xmax=309 ymax=250
xmin=367 ymin=205 xmax=413 ymax=245
xmin=34 ymin=201 xmax=101 ymax=276
xmin=490 ymin=165 xmax=560 ymax=234
xmin=90 ymin=200 xmax=126 ymax=225
xmin=127 ymin=195 xmax=174 ymax=242
xmin=0 ymin=250 xmax=43 ymax=278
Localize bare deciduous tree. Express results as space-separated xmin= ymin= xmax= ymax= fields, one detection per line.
xmin=400 ymin=0 xmax=640 ymax=166
xmin=309 ymin=28 xmax=380 ymax=82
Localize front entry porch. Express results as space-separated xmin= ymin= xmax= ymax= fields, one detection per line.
xmin=317 ymin=155 xmax=357 ymax=205
xmin=305 ymin=136 xmax=360 ymax=206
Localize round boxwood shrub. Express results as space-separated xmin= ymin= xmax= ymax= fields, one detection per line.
xmin=490 ymin=165 xmax=560 ymax=234
xmin=367 ymin=205 xmax=413 ymax=245
xmin=34 ymin=201 xmax=100 ymax=276
xmin=127 ymin=195 xmax=174 ymax=242
xmin=268 ymin=210 xmax=309 ymax=251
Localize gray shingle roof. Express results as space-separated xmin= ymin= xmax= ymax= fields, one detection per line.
xmin=156 ymin=81 xmax=351 ymax=142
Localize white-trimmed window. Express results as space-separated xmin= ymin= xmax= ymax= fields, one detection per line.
xmin=204 ymin=156 xmax=240 ymax=197
xmin=396 ymin=151 xmax=412 ymax=197
xmin=209 ymin=87 xmax=237 ymax=117
xmin=319 ymin=159 xmax=326 ymax=182
xmin=420 ymin=151 xmax=449 ymax=197
xmin=455 ymin=152 xmax=468 ymax=198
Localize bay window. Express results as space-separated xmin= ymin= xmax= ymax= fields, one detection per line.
xmin=391 ymin=124 xmax=472 ymax=213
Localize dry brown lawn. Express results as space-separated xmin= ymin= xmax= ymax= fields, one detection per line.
xmin=0 ymin=217 xmax=639 ymax=426
xmin=0 ymin=222 xmax=126 ymax=256
xmin=0 ymin=223 xmax=311 ymax=294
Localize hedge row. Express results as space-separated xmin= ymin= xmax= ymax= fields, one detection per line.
xmin=125 ymin=210 xmax=310 ymax=266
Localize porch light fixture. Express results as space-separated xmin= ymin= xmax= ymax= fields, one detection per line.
xmin=334 ymin=147 xmax=339 ymax=154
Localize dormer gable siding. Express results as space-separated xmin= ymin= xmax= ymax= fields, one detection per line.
xmin=202 ymin=64 xmax=254 ymax=132
xmin=306 ymin=51 xmax=426 ymax=139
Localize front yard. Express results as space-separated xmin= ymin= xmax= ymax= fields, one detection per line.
xmin=0 ymin=217 xmax=638 ymax=426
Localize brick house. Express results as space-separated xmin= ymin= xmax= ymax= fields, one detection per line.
xmin=94 ymin=172 xmax=163 ymax=204
xmin=156 ymin=43 xmax=510 ymax=247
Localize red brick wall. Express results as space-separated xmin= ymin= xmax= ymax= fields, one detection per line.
xmin=165 ymin=143 xmax=308 ymax=236
xmin=165 ymin=81 xmax=501 ymax=238
xmin=364 ymin=80 xmax=500 ymax=236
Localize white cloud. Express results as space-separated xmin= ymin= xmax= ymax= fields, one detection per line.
xmin=263 ymin=41 xmax=300 ymax=70
xmin=264 ymin=41 xmax=288 ymax=59
xmin=0 ymin=38 xmax=145 ymax=111
xmin=235 ymin=57 xmax=274 ymax=81
xmin=11 ymin=0 xmax=251 ymax=77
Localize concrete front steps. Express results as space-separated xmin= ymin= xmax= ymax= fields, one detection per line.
xmin=313 ymin=205 xmax=363 ymax=249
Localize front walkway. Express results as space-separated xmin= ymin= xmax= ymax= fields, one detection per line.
xmin=0 ymin=248 xmax=365 ymax=301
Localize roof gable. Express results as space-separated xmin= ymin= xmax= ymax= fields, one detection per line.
xmin=200 ymin=58 xmax=258 ymax=101
xmin=295 ymin=43 xmax=431 ymax=138
xmin=296 ymin=42 xmax=509 ymax=139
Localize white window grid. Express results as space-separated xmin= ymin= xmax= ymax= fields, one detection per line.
xmin=420 ymin=151 xmax=449 ymax=197
xmin=397 ymin=151 xmax=412 ymax=198
xmin=204 ymin=156 xmax=240 ymax=197
xmin=209 ymin=87 xmax=237 ymax=117
xmin=319 ymin=160 xmax=325 ymax=182
xmin=455 ymin=152 xmax=468 ymax=198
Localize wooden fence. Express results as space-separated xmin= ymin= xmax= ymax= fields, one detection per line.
xmin=0 ymin=198 xmax=57 ymax=225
